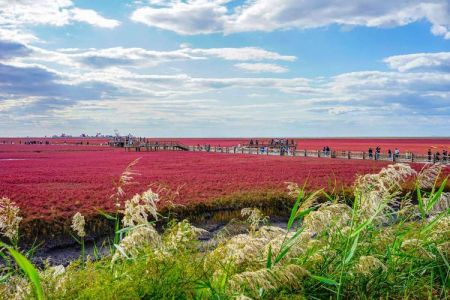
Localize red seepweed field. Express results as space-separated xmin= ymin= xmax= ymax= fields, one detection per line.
xmin=1 ymin=137 xmax=449 ymax=225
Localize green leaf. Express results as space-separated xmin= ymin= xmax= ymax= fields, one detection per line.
xmin=426 ymin=176 xmax=448 ymax=212
xmin=344 ymin=234 xmax=359 ymax=264
xmin=274 ymin=229 xmax=304 ymax=265
xmin=97 ymin=209 xmax=116 ymax=221
xmin=416 ymin=185 xmax=426 ymax=219
xmin=266 ymin=245 xmax=273 ymax=269
xmin=421 ymin=209 xmax=450 ymax=234
xmin=0 ymin=242 xmax=44 ymax=300
xmin=287 ymin=191 xmax=303 ymax=230
xmin=309 ymin=274 xmax=339 ymax=286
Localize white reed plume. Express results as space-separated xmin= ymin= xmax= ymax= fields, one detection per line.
xmin=0 ymin=197 xmax=22 ymax=241
xmin=112 ymin=225 xmax=162 ymax=263
xmin=111 ymin=157 xmax=141 ymax=208
xmin=428 ymin=216 xmax=450 ymax=243
xmin=417 ymin=163 xmax=445 ymax=189
xmin=241 ymin=207 xmax=268 ymax=232
xmin=163 ymin=220 xmax=208 ymax=251
xmin=0 ymin=276 xmax=31 ymax=300
xmin=228 ymin=264 xmax=307 ymax=296
xmin=354 ymin=256 xmax=386 ymax=275
xmin=71 ymin=212 xmax=86 ymax=238
xmin=122 ymin=188 xmax=160 ymax=227
xmin=40 ymin=265 xmax=67 ymax=293
xmin=354 ymin=164 xmax=416 ymax=223
xmin=285 ymin=181 xmax=301 ymax=197
xmin=254 ymin=226 xmax=287 ymax=240
xmin=303 ymin=203 xmax=352 ymax=235
xmin=263 ymin=230 xmax=316 ymax=263
xmin=205 ymin=234 xmax=269 ymax=271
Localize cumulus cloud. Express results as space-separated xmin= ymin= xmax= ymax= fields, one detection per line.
xmin=384 ymin=52 xmax=450 ymax=72
xmin=131 ymin=0 xmax=227 ymax=34
xmin=0 ymin=0 xmax=120 ymax=28
xmin=130 ymin=0 xmax=450 ymax=39
xmin=234 ymin=63 xmax=288 ymax=73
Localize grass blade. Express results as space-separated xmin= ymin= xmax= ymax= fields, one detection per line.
xmin=287 ymin=191 xmax=303 ymax=230
xmin=344 ymin=234 xmax=359 ymax=264
xmin=0 ymin=241 xmax=44 ymax=300
xmin=310 ymin=274 xmax=339 ymax=286
xmin=266 ymin=245 xmax=273 ymax=269
xmin=426 ymin=176 xmax=448 ymax=212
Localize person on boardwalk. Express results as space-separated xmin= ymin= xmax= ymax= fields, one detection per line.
xmin=434 ymin=151 xmax=440 ymax=162
xmin=428 ymin=149 xmax=432 ymax=162
xmin=443 ymin=149 xmax=448 ymax=163
xmin=368 ymin=147 xmax=373 ymax=159
xmin=394 ymin=148 xmax=400 ymax=159
xmin=375 ymin=146 xmax=381 ymax=160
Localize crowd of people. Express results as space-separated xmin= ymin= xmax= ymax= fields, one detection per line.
xmin=365 ymin=146 xmax=448 ymax=163
xmin=427 ymin=148 xmax=448 ymax=163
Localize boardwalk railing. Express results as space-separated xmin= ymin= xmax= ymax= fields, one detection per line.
xmin=187 ymin=146 xmax=449 ymax=164
xmin=123 ymin=141 xmax=189 ymax=152
xmin=120 ymin=141 xmax=449 ymax=165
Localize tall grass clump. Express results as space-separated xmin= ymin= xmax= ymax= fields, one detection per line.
xmin=0 ymin=163 xmax=449 ymax=299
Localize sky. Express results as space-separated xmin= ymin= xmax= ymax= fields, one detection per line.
xmin=0 ymin=0 xmax=449 ymax=137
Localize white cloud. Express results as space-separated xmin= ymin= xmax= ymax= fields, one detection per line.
xmin=0 ymin=0 xmax=120 ymax=28
xmin=235 ymin=63 xmax=288 ymax=73
xmin=185 ymin=47 xmax=296 ymax=61
xmin=384 ymin=52 xmax=450 ymax=72
xmin=131 ymin=0 xmax=227 ymax=34
xmin=130 ymin=0 xmax=450 ymax=39
xmin=69 ymin=8 xmax=120 ymax=28
xmin=7 ymin=44 xmax=296 ymax=70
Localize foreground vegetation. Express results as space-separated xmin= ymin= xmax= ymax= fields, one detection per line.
xmin=0 ymin=163 xmax=449 ymax=299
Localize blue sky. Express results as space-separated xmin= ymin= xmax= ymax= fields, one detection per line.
xmin=0 ymin=0 xmax=449 ymax=137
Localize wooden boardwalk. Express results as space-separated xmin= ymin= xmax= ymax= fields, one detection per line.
xmin=119 ymin=140 xmax=449 ymax=165
xmin=188 ymin=145 xmax=449 ymax=164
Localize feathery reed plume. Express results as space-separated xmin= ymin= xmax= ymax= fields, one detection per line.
xmin=40 ymin=265 xmax=66 ymax=293
xmin=285 ymin=181 xmax=301 ymax=198
xmin=0 ymin=197 xmax=22 ymax=242
xmin=303 ymin=203 xmax=352 ymax=235
xmin=241 ymin=207 xmax=268 ymax=232
xmin=254 ymin=226 xmax=287 ymax=240
xmin=354 ymin=256 xmax=386 ymax=275
xmin=0 ymin=275 xmax=31 ymax=300
xmin=428 ymin=216 xmax=450 ymax=243
xmin=163 ymin=220 xmax=208 ymax=251
xmin=122 ymin=188 xmax=160 ymax=227
xmin=112 ymin=225 xmax=162 ymax=262
xmin=228 ymin=264 xmax=307 ymax=296
xmin=205 ymin=234 xmax=269 ymax=271
xmin=71 ymin=212 xmax=86 ymax=238
xmin=263 ymin=230 xmax=315 ymax=263
xmin=354 ymin=163 xmax=416 ymax=222
xmin=111 ymin=157 xmax=141 ymax=208
xmin=417 ymin=163 xmax=445 ymax=189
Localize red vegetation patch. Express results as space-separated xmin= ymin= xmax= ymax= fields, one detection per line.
xmin=1 ymin=146 xmax=388 ymax=222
